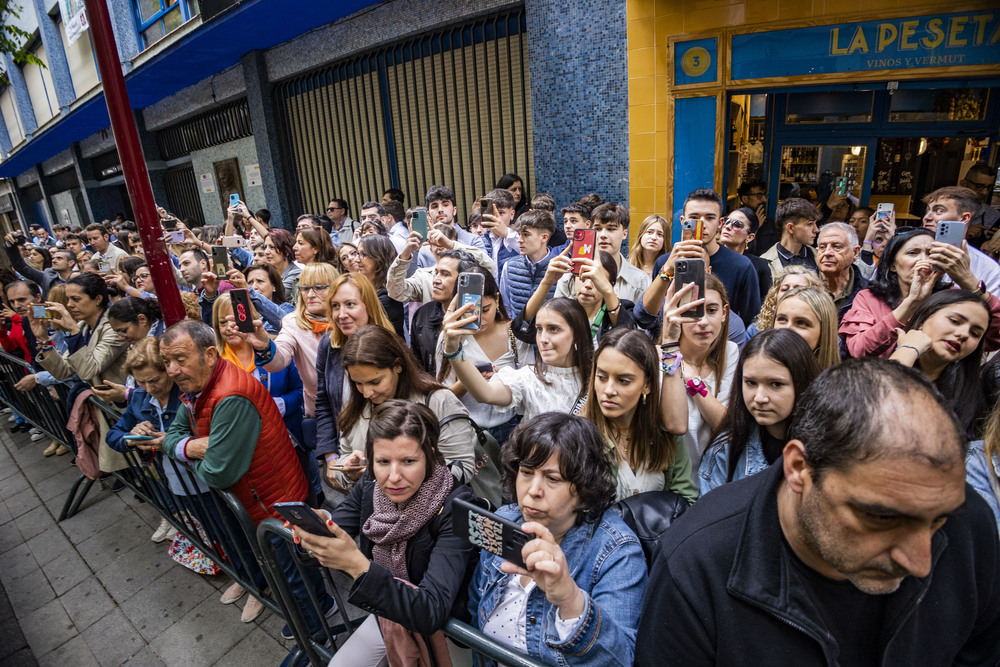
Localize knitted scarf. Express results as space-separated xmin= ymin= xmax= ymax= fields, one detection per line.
xmin=363 ymin=463 xmax=453 ymax=581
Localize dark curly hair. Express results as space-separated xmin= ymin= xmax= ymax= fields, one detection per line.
xmin=501 ymin=413 xmax=615 ymax=525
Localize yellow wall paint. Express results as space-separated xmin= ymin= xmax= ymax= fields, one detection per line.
xmin=625 ymin=0 xmax=998 ymax=242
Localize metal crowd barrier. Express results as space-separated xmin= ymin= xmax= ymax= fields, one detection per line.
xmin=0 ymin=349 xmax=97 ymax=520
xmin=0 ymin=348 xmax=551 ymax=667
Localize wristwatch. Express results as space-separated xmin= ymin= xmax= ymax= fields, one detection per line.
xmin=685 ymin=376 xmax=707 ymax=397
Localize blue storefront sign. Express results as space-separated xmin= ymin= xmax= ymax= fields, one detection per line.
xmin=731 ymin=11 xmax=1000 ymax=81
xmin=674 ymin=38 xmax=718 ymax=85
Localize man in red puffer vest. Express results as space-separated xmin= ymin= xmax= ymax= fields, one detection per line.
xmin=161 ymin=320 xmax=334 ymax=633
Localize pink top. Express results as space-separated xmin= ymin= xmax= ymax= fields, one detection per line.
xmin=840 ymin=288 xmax=1000 ymax=359
xmin=264 ymin=312 xmax=321 ymax=417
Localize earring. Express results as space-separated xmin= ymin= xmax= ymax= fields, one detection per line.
xmin=642 ymin=393 xmax=647 ymax=404
xmin=574 ymin=343 xmax=578 ymax=351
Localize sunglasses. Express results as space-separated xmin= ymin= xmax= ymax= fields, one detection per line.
xmin=721 ymin=218 xmax=747 ymax=230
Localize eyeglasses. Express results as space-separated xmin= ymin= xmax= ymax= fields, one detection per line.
xmin=744 ymin=192 xmax=767 ymax=200
xmin=721 ymin=218 xmax=747 ymax=230
xmin=327 ymin=206 xmax=343 ymax=212
xmin=300 ymin=284 xmax=330 ymax=294
xmin=356 ymin=250 xmax=368 ymax=259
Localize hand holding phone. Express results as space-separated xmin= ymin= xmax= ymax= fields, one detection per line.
xmin=456 ymin=272 xmax=484 ymax=331
xmin=211 ymin=247 xmax=230 ymax=279
xmin=228 ymin=289 xmax=256 ymax=334
xmin=273 ymin=502 xmax=335 ymax=538
xmin=410 ymin=210 xmax=429 ymax=238
xmin=453 ymin=498 xmax=529 ymax=569
xmin=674 ymin=258 xmax=706 ymax=318
xmin=31 ymin=304 xmax=51 ymax=320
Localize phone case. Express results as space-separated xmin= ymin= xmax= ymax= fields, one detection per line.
xmin=229 ymin=289 xmax=255 ymax=334
xmin=456 ymin=272 xmax=485 ymax=331
xmin=273 ymin=502 xmax=335 ymax=537
xmin=836 ymin=177 xmax=848 ymax=195
xmin=411 ymin=210 xmax=428 ymax=238
xmin=229 ymin=194 xmax=240 ymax=208
xmin=480 ymin=197 xmax=493 ymax=215
xmin=681 ymin=219 xmax=704 ymax=242
xmin=222 ymin=236 xmax=245 ymax=248
xmin=934 ymin=221 xmax=966 ymax=248
xmin=571 ymin=229 xmax=596 ymax=274
xmin=876 ymin=203 xmax=894 ymax=219
xmin=675 ymin=258 xmax=706 ymax=319
xmin=31 ymin=305 xmax=50 ymax=320
xmin=452 ymin=498 xmax=529 ymax=569
xmin=211 ymin=247 xmax=230 ymax=279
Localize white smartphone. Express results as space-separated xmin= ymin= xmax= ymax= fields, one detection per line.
xmin=876 ymin=203 xmax=894 ymax=220
xmin=166 ymin=230 xmax=186 ymax=243
xmin=222 ymin=236 xmax=246 ymax=248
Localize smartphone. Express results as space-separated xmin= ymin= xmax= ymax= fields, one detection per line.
xmin=410 ymin=209 xmax=428 ymax=239
xmin=935 ymin=220 xmax=966 ymax=248
xmin=681 ymin=219 xmax=704 ymax=242
xmin=835 ymin=176 xmax=848 ymax=196
xmin=162 ymin=217 xmax=178 ymax=230
xmin=456 ymin=272 xmax=485 ymax=331
xmin=876 ymin=202 xmax=894 ymax=220
xmin=480 ymin=197 xmax=493 ymax=223
xmin=229 ymin=289 xmax=255 ymax=334
xmin=166 ymin=230 xmax=186 ymax=243
xmin=93 ymin=384 xmax=112 ymax=391
xmin=229 ymin=194 xmax=241 ymax=209
xmin=475 ymin=362 xmax=494 ymax=374
xmin=98 ymin=261 xmax=111 ymax=273
xmin=570 ymin=228 xmax=596 ymax=275
xmin=211 ymin=246 xmax=230 ymax=279
xmin=123 ymin=434 xmax=154 ymax=442
xmin=31 ymin=304 xmax=51 ymax=320
xmin=452 ymin=498 xmax=529 ymax=570
xmin=675 ymin=258 xmax=706 ymax=319
xmin=273 ymin=501 xmax=335 ymax=538
xmin=222 ymin=235 xmax=246 ymax=248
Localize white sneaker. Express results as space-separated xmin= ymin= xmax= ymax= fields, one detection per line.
xmin=29 ymin=427 xmax=40 ymax=434
xmin=151 ymin=517 xmax=174 ymax=543
xmin=7 ymin=414 xmax=16 ymax=423
xmin=1 ymin=407 xmax=11 ymax=415
xmin=30 ymin=431 xmax=46 ymax=442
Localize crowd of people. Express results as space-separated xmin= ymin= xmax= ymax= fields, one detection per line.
xmin=2 ymin=164 xmax=1000 ymax=665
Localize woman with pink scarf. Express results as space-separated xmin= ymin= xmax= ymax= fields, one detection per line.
xmin=293 ymin=400 xmax=477 ymax=666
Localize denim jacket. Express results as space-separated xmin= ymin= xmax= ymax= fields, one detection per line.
xmin=468 ymin=505 xmax=646 ymax=666
xmin=698 ymin=429 xmax=769 ymax=497
xmin=967 ymin=440 xmax=1000 ymax=533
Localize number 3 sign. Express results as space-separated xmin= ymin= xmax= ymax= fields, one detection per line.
xmin=675 ymin=38 xmax=718 ymax=85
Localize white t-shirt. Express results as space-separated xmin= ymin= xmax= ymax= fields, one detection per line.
xmin=968 ymin=245 xmax=1000 ymax=296
xmin=682 ymin=341 xmax=740 ymax=465
xmin=495 ymin=364 xmax=583 ymax=420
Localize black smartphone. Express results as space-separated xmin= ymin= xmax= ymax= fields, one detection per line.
xmin=480 ymin=197 xmax=493 ymax=222
xmin=273 ymin=502 xmax=335 ymax=538
xmin=229 ymin=288 xmax=255 ymax=334
xmin=211 ymin=246 xmax=230 ymax=279
xmin=675 ymin=258 xmax=706 ymax=319
xmin=411 ymin=209 xmax=428 ymax=239
xmin=475 ymin=362 xmax=494 ymax=374
xmin=456 ymin=272 xmax=484 ymax=331
xmin=452 ymin=498 xmax=529 ymax=569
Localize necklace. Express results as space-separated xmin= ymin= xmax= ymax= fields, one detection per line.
xmin=610 ymin=424 xmax=631 ymax=456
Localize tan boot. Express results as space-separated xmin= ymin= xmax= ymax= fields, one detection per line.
xmin=43 ymin=441 xmax=58 ymax=457
xmin=55 ymin=444 xmax=71 ymax=455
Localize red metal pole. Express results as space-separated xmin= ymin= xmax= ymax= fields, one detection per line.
xmin=82 ymin=0 xmax=185 ymax=326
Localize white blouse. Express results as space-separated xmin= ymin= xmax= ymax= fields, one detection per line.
xmin=482 ymin=575 xmax=580 ymax=659
xmin=616 ymin=461 xmax=664 ymax=500
xmin=682 ymin=341 xmax=740 ymax=464
xmin=495 ymin=364 xmax=584 ymax=420
xmin=435 ymin=332 xmax=534 ymax=428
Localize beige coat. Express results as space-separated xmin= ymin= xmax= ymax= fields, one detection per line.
xmin=39 ymin=316 xmax=129 ymax=386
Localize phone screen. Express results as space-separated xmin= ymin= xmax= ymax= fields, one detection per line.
xmin=32 ymin=305 xmax=50 ymax=320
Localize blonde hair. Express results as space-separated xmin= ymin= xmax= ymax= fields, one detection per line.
xmin=47 ymin=283 xmax=68 ymax=307
xmin=124 ymin=337 xmax=165 ymax=375
xmin=984 ymin=400 xmax=1000 ymax=496
xmin=628 ymin=214 xmax=670 ymax=273
xmin=754 ymin=265 xmax=826 ymax=331
xmin=211 ymin=292 xmax=261 ymax=352
xmin=294 ymin=263 xmax=340 ymax=331
xmin=327 ymin=272 xmax=394 ymax=348
xmin=775 ymin=286 xmax=840 ymax=371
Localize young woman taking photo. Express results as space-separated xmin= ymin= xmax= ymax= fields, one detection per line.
xmin=469 ymin=413 xmax=647 ymax=666
xmin=294 ymin=400 xmax=477 ymax=666
xmin=440 ymin=297 xmax=593 ymax=420
xmin=699 ymin=328 xmax=820 ymax=495
xmin=434 ymin=269 xmax=531 ymax=446
xmin=584 ymin=329 xmax=698 ymax=503
xmin=658 ymin=274 xmax=738 ymax=465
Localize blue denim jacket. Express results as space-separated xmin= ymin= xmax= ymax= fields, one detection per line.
xmin=967 ymin=440 xmax=1000 ymax=533
xmin=468 ymin=505 xmax=646 ymax=666
xmin=698 ymin=429 xmax=769 ymax=496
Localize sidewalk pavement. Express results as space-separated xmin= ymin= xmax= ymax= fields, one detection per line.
xmin=0 ymin=424 xmax=293 ymax=666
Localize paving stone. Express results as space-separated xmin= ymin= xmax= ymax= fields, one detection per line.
xmin=37 ymin=635 xmax=99 ymax=667
xmin=149 ymin=596 xmax=254 ymax=666
xmin=45 ymin=550 xmax=92 ymax=596
xmin=26 ymin=527 xmax=73 ymax=566
xmin=121 ymin=563 xmax=217 ymax=642
xmin=213 ymin=625 xmax=289 ymax=667
xmin=0 ymin=499 xmax=13 ymax=525
xmin=19 ymin=458 xmax=66 ymax=486
xmin=0 ymin=521 xmax=22 ymax=555
xmin=19 ymin=598 xmax=78 ymax=658
xmin=80 ymin=609 xmax=146 ymax=667
xmin=35 ymin=467 xmax=86 ymax=504
xmin=120 ymin=646 xmax=165 ymax=667
xmin=60 ymin=493 xmax=130 ymax=545
xmin=59 ymin=577 xmax=116 ymax=633
xmin=5 ymin=486 xmax=39 ymax=517
xmin=0 ymin=543 xmax=40 ymax=583
xmin=14 ymin=505 xmax=57 ymax=541
xmin=95 ymin=542 xmax=172 ymax=604
xmin=4 ymin=567 xmax=55 ymax=615
xmin=75 ymin=530 xmax=133 ymax=573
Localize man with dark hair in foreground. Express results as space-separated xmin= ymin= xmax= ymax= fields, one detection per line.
xmin=635 ymin=358 xmax=1000 ymax=666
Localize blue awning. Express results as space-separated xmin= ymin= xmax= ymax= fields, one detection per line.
xmin=0 ymin=0 xmax=378 ymax=177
